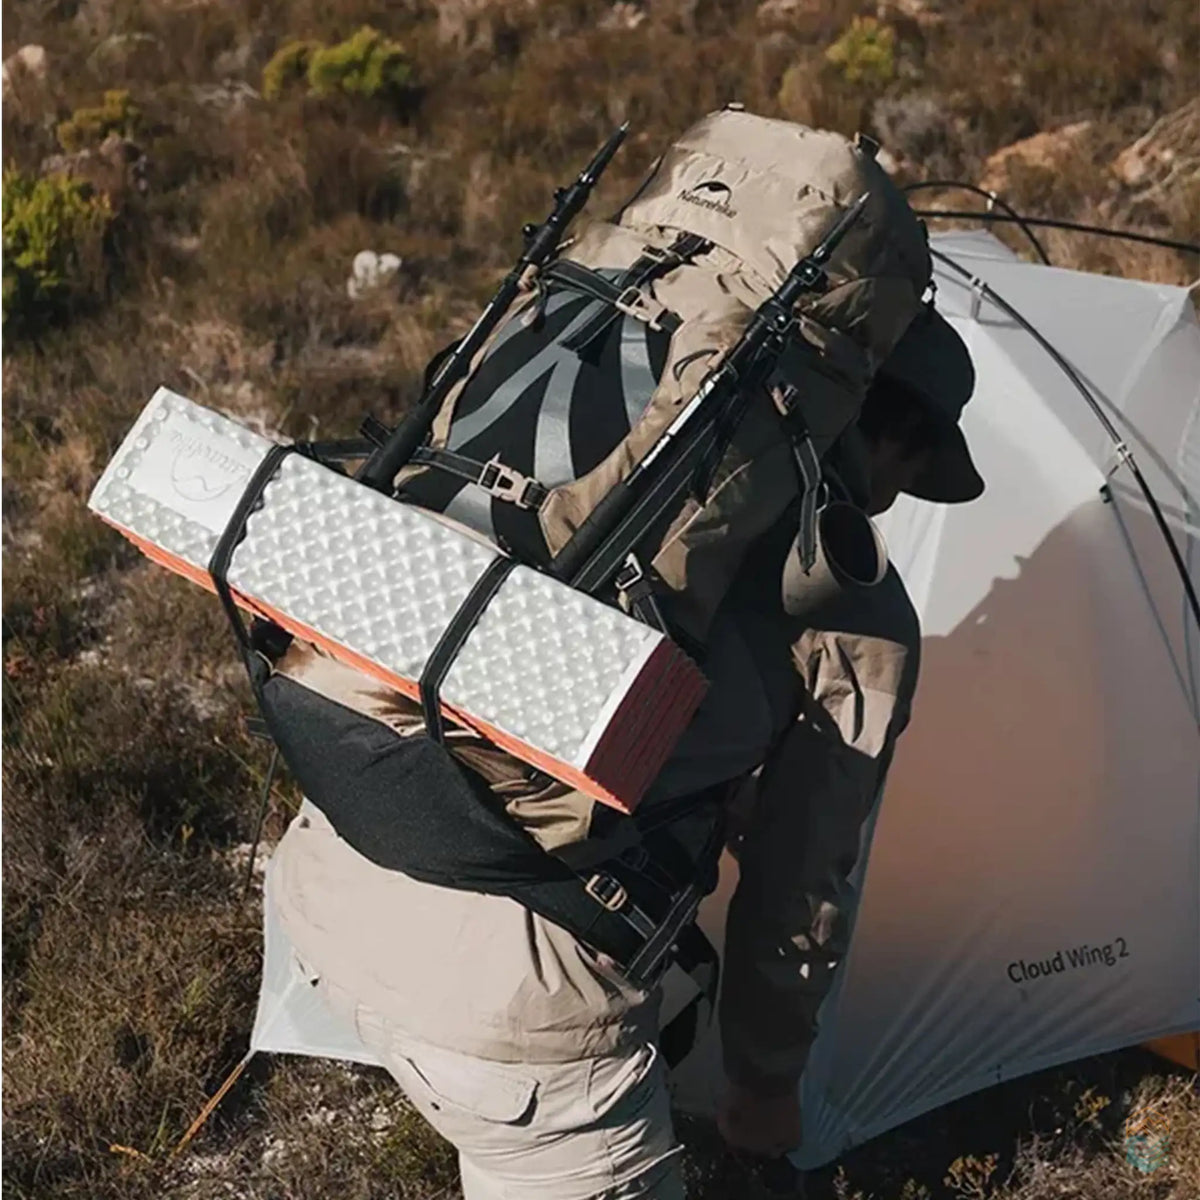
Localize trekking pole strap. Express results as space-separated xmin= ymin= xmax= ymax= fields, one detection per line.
xmin=563 ymin=409 xmax=724 ymax=593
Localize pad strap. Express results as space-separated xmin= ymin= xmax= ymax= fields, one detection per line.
xmin=419 ymin=556 xmax=516 ymax=743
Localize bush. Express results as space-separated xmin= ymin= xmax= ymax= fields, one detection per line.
xmin=261 ymin=38 xmax=321 ymax=101
xmin=56 ymin=89 xmax=140 ymax=153
xmin=825 ymin=16 xmax=897 ymax=89
xmin=2 ymin=169 xmax=113 ymax=341
xmin=309 ymin=26 xmax=412 ymax=99
xmin=262 ymin=26 xmax=413 ymax=105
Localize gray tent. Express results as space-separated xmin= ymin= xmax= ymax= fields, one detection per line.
xmin=249 ymin=232 xmax=1200 ymax=1169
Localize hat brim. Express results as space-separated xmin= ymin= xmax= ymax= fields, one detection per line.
xmin=904 ymin=416 xmax=985 ymax=503
xmin=879 ymin=306 xmax=984 ymax=504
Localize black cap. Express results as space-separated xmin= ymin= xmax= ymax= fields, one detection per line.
xmin=878 ymin=304 xmax=984 ymax=504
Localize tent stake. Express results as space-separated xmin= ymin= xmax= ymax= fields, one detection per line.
xmin=171 ymin=1049 xmax=256 ymax=1158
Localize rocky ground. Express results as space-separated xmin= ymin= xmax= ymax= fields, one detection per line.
xmin=3 ymin=1 xmax=1198 ymax=1197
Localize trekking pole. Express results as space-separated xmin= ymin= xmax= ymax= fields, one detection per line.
xmin=357 ymin=123 xmax=630 ymax=492
xmin=551 ymin=192 xmax=871 ymax=591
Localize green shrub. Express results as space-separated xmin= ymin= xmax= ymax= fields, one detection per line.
xmin=262 ymin=38 xmax=321 ymax=101
xmin=825 ymin=16 xmax=897 ymax=89
xmin=56 ymin=89 xmax=140 ymax=153
xmin=309 ymin=26 xmax=412 ymax=99
xmin=2 ymin=169 xmax=113 ymax=341
xmin=263 ymin=27 xmax=412 ymax=104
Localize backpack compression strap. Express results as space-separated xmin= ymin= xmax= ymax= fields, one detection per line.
xmin=547 ymin=231 xmax=711 ymax=354
xmin=409 ymin=446 xmax=550 ymax=511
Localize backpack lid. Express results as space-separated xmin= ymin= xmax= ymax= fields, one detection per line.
xmin=618 ymin=109 xmax=932 ymax=358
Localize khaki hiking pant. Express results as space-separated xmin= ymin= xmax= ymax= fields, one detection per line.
xmin=316 ymin=975 xmax=686 ymax=1200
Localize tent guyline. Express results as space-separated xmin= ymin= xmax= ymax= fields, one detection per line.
xmin=906 ymin=180 xmax=1200 ymax=259
xmin=929 ymin=246 xmax=1200 ymax=645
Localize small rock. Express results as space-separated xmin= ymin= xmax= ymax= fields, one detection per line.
xmin=2 ymin=44 xmax=48 ymax=100
xmin=756 ymin=0 xmax=823 ymax=24
xmin=260 ymin=1136 xmax=287 ymax=1169
xmin=347 ymin=250 xmax=403 ymax=300
xmin=436 ymin=0 xmax=538 ymax=51
xmin=1110 ymin=98 xmax=1199 ymax=192
xmin=86 ymin=31 xmax=162 ymax=72
xmin=979 ymin=122 xmax=1092 ymax=195
xmin=190 ymin=80 xmax=260 ymax=111
xmin=224 ymin=840 xmax=274 ymax=881
xmin=876 ymin=0 xmax=945 ymax=25
xmin=599 ymin=1 xmax=647 ymax=30
xmin=41 ymin=134 xmax=148 ymax=206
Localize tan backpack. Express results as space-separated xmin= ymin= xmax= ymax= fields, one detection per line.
xmin=396 ymin=108 xmax=932 ymax=643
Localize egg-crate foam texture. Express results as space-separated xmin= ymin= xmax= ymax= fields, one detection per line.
xmin=88 ymin=388 xmax=708 ymax=810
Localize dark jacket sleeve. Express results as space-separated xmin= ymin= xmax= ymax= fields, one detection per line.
xmin=719 ymin=573 xmax=920 ymax=1094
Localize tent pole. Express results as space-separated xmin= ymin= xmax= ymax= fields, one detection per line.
xmin=931 ymin=247 xmax=1200 ymax=644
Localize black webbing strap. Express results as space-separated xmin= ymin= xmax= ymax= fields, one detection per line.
xmin=564 ymin=233 xmax=704 ymax=351
xmin=527 ymin=872 xmax=646 ymax=967
xmin=209 ymin=442 xmax=300 ymax=667
xmin=613 ymin=553 xmax=667 ymax=632
xmin=624 ymin=798 xmax=726 ymax=983
xmin=411 ymin=445 xmax=549 ymax=511
xmin=419 ymin=555 xmax=516 ymax=744
xmin=359 ymin=415 xmax=392 ymax=449
xmin=304 ymin=436 xmax=376 ymax=463
xmin=543 ymin=260 xmax=626 ymax=306
xmin=659 ymin=923 xmax=721 ymax=1067
xmin=551 ymin=231 xmax=710 ymax=353
xmin=777 ymin=383 xmax=823 ymax=572
xmin=209 ymin=439 xmax=377 ymax=671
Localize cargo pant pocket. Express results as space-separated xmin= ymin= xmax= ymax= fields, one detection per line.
xmin=585 ymin=1042 xmax=661 ymax=1121
xmin=383 ymin=1037 xmax=538 ymax=1137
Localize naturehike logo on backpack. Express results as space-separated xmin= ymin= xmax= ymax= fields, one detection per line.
xmin=679 ymin=180 xmax=737 ymax=218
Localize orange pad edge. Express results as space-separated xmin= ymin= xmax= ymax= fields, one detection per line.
xmin=113 ymin=519 xmax=703 ymax=814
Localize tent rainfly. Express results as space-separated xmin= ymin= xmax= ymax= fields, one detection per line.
xmin=245 ymin=231 xmax=1200 ymax=1170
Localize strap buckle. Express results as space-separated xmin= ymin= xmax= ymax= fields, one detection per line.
xmin=614 ymin=286 xmax=670 ymax=332
xmin=478 ymin=456 xmax=545 ymax=510
xmin=613 ymin=553 xmax=644 ymax=593
xmin=638 ymin=243 xmax=672 ymax=265
xmin=585 ymin=872 xmax=629 ymax=913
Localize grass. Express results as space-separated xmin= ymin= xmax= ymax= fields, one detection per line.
xmin=3 ymin=0 xmax=1198 ymax=1196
